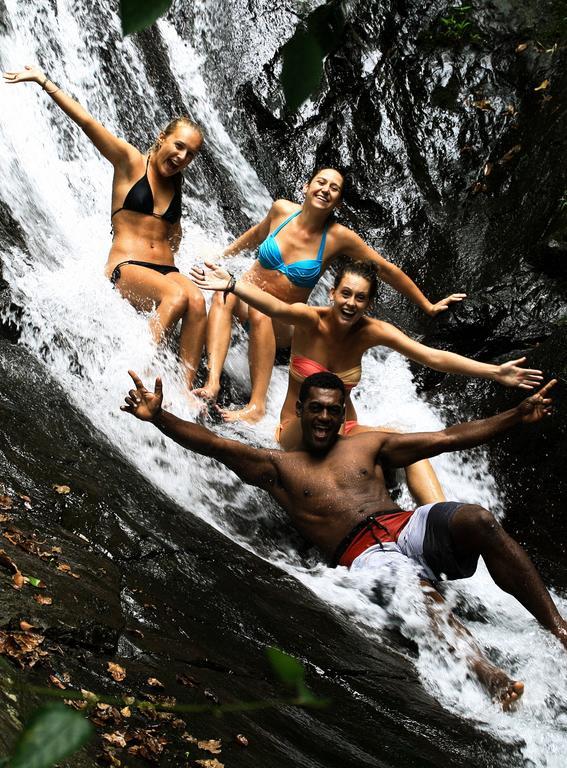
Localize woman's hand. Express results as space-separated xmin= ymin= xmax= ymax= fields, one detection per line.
xmin=190 ymin=261 xmax=232 ymax=292
xmin=427 ymin=293 xmax=467 ymax=316
xmin=3 ymin=65 xmax=45 ymax=86
xmin=495 ymin=357 xmax=544 ymax=389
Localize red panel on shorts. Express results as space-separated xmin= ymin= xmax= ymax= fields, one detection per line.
xmin=338 ymin=510 xmax=413 ymax=567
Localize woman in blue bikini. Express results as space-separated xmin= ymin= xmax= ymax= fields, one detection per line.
xmin=196 ymin=167 xmax=466 ymax=421
xmin=3 ymin=65 xmax=206 ymax=392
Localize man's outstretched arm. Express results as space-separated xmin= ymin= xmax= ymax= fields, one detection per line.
xmin=377 ymin=380 xmax=556 ymax=468
xmin=121 ymin=372 xmax=278 ymax=489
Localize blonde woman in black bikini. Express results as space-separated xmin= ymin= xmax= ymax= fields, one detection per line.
xmin=3 ymin=65 xmax=206 ymax=392
xmin=192 ymin=257 xmax=543 ymax=504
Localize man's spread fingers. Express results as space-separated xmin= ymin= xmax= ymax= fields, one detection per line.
xmin=540 ymin=379 xmax=558 ymax=394
xmin=128 ymin=370 xmax=144 ymax=390
xmin=154 ymin=377 xmax=163 ymax=397
xmin=128 ymin=389 xmax=140 ymax=402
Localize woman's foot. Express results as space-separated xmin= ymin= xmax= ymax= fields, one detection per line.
xmin=220 ymin=403 xmax=265 ymax=423
xmin=193 ymin=381 xmax=221 ymax=404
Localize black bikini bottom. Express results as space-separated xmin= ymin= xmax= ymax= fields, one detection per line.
xmin=110 ymin=260 xmax=180 ymax=286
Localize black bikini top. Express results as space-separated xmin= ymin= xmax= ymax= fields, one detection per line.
xmin=111 ymin=156 xmax=182 ymax=224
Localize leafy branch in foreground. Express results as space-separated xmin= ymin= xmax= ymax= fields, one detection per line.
xmin=118 ymin=0 xmax=346 ymax=111
xmin=0 ymin=647 xmax=328 ymax=767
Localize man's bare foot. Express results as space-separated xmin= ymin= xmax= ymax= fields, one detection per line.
xmin=551 ymin=621 xmax=567 ymax=651
xmin=193 ymin=383 xmax=220 ymax=404
xmin=220 ymin=403 xmax=265 ymax=423
xmin=472 ymin=658 xmax=524 ymax=711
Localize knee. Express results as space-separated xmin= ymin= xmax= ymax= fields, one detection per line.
xmin=163 ymin=288 xmax=188 ymax=317
xmin=187 ymin=290 xmax=207 ymax=319
xmin=457 ymin=504 xmax=499 ymax=539
xmin=248 ymin=308 xmax=271 ymax=327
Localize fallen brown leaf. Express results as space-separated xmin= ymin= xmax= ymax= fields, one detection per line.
xmin=0 ymin=513 xmax=12 ymax=523
xmin=33 ymin=594 xmax=53 ymax=606
xmin=515 ymin=42 xmax=528 ymax=53
xmin=195 ymin=760 xmax=224 ymax=768
xmin=472 ymin=98 xmax=493 ymax=111
xmin=0 ymin=549 xmax=25 ymax=590
xmin=176 ymin=672 xmax=199 ymax=688
xmin=0 ymin=629 xmax=48 ymax=668
xmin=235 ymin=733 xmax=249 ymax=747
xmin=181 ymin=732 xmax=198 ymax=744
xmin=0 ymin=495 xmax=13 ymax=510
xmin=53 ymin=484 xmax=71 ymax=495
xmin=147 ymin=677 xmax=164 ymax=689
xmin=534 ymin=79 xmax=550 ymax=91
xmin=103 ymin=732 xmax=127 ymax=749
xmin=499 ymin=144 xmax=522 ymax=164
xmin=120 ymin=706 xmax=131 ymax=718
xmin=19 ymin=620 xmax=34 ymax=631
xmin=198 ymin=739 xmax=222 ymax=754
xmin=49 ymin=674 xmax=66 ymax=689
xmin=108 ymin=661 xmax=127 ymax=682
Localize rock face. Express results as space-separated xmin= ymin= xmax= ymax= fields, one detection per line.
xmin=0 ymin=339 xmax=507 ymax=766
xmin=208 ymin=0 xmax=567 ymax=572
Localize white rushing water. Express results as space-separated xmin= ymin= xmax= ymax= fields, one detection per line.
xmin=1 ymin=2 xmax=566 ymax=764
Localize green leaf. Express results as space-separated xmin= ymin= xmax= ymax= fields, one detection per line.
xmin=10 ymin=704 xmax=93 ymax=768
xmin=280 ymin=0 xmax=347 ymax=111
xmin=26 ymin=576 xmax=41 ymax=587
xmin=280 ymin=28 xmax=324 ymax=112
xmin=120 ymin=0 xmax=173 ymax=36
xmin=267 ymin=647 xmax=305 ymax=687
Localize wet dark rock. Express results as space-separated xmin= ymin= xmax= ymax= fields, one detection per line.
xmin=0 ymin=342 xmax=512 ymax=766
xmin=413 ymin=326 xmax=567 ymax=587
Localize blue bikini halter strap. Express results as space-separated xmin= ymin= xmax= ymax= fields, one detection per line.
xmin=270 ymin=209 xmax=301 ymax=238
xmin=317 ymin=221 xmax=329 ymax=261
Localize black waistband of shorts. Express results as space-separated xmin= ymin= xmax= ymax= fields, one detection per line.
xmin=331 ymin=509 xmax=401 ymax=567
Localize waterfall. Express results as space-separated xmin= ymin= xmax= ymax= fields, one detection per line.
xmin=1 ymin=1 xmax=566 ymax=764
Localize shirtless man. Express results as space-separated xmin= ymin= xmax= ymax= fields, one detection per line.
xmin=122 ymin=370 xmax=565 ymax=708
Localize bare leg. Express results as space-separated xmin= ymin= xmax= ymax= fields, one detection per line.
xmin=221 ymin=308 xmax=277 ymax=423
xmin=450 ymin=505 xmax=567 ymax=649
xmin=422 ymin=582 xmax=524 ymax=710
xmin=349 ymin=424 xmax=446 ymax=505
xmin=194 ymin=291 xmax=242 ymax=402
xmin=167 ymin=274 xmax=207 ymax=390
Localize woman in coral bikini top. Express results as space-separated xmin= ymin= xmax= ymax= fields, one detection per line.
xmin=192 ymin=257 xmax=543 ymax=506
xmin=194 ymin=166 xmax=468 ymax=422
xmin=3 ymin=64 xmax=206 ymax=393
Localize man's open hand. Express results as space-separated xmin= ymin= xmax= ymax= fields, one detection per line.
xmin=517 ymin=380 xmax=557 ymax=423
xmin=121 ymin=370 xmax=163 ymax=421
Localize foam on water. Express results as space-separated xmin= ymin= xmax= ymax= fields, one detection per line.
xmin=1 ymin=3 xmax=566 ymax=763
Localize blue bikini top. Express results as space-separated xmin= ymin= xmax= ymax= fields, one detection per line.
xmin=257 ymin=210 xmax=328 ymax=289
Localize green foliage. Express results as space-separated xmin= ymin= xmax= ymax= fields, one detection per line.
xmin=119 ymin=0 xmax=173 ymax=35
xmin=8 ymin=704 xmax=93 ymax=768
xmin=434 ymin=4 xmax=483 ymax=46
xmin=266 ymin=646 xmax=322 ymax=705
xmin=280 ymin=0 xmax=347 ymax=111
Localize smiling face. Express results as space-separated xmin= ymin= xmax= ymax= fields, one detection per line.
xmin=296 ymin=386 xmax=345 ymax=453
xmin=330 ymin=272 xmax=372 ymax=325
xmin=303 ymin=168 xmax=344 ymax=213
xmin=154 ymin=124 xmax=203 ymax=176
